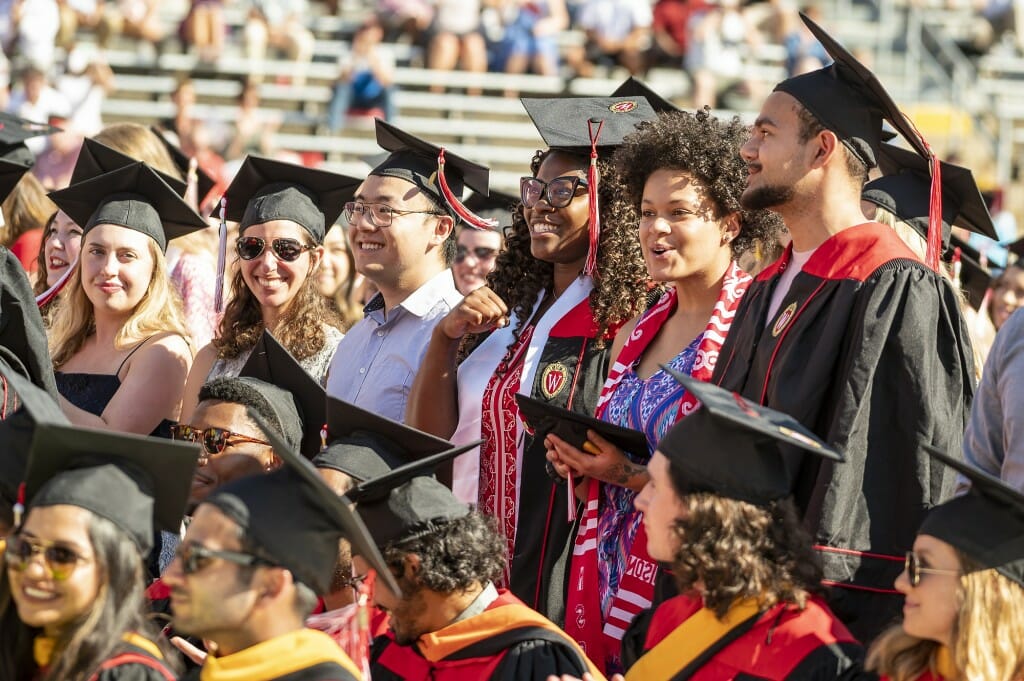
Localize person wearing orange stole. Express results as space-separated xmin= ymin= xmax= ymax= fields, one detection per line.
xmin=346 ymin=450 xmax=607 ymax=681
xmin=866 ymin=448 xmax=1024 ymax=681
xmin=0 ymin=368 xmax=199 ymax=681
xmin=590 ymin=372 xmax=865 ymax=681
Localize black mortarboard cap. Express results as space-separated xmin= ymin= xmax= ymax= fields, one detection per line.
xmin=238 ymin=330 xmax=325 ymax=458
xmin=0 ymin=161 xmax=31 ymax=207
xmin=921 ymin=446 xmax=1024 ymax=587
xmin=0 ymin=247 xmax=59 ymax=403
xmin=223 ymin=155 xmax=361 ymax=244
xmin=24 ymin=425 xmax=199 ymax=554
xmin=345 ymin=443 xmax=478 ymax=549
xmin=611 ymin=77 xmax=679 ymax=114
xmin=950 ymin=234 xmax=993 ymax=310
xmin=372 ymin=119 xmax=490 ymax=201
xmin=0 ymin=111 xmax=59 ymax=168
xmin=70 ymin=137 xmax=187 ymax=196
xmin=462 ymin=189 xmax=518 ymax=230
xmin=774 ymin=13 xmax=929 ymax=168
xmin=657 ymin=369 xmax=842 ymax=505
xmin=314 ymin=396 xmax=456 ymax=482
xmin=515 ymin=394 xmax=648 ymax=459
xmin=150 ymin=126 xmax=216 ymax=206
xmin=0 ymin=364 xmax=67 ymax=508
xmin=520 ymin=96 xmax=658 ymax=154
xmin=863 ymin=143 xmax=997 ymax=245
xmin=48 ymin=162 xmax=208 ymax=251
xmin=206 ymin=409 xmax=398 ymax=595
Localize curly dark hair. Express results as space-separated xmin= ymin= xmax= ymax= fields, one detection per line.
xmin=213 ymin=261 xmax=342 ymax=361
xmin=383 ymin=511 xmax=506 ymax=594
xmin=667 ymin=490 xmax=823 ymax=619
xmin=609 ymin=108 xmax=783 ymax=259
xmin=464 ymin=148 xmax=648 ymax=355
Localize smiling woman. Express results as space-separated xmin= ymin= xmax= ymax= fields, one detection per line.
xmin=46 ymin=159 xmax=207 ymax=440
xmin=406 ymin=96 xmax=655 ymax=624
xmin=178 ymin=157 xmax=360 ymax=421
xmin=0 ymin=413 xmax=198 ymax=681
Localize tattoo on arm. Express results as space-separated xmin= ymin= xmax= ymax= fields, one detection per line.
xmin=610 ymin=462 xmax=647 ymax=486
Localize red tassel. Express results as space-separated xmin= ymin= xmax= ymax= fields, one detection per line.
xmin=215 ymin=198 xmax=227 ymax=313
xmin=926 ymin=153 xmax=943 ymax=273
xmin=13 ymin=482 xmax=24 ymax=528
xmin=584 ymin=118 xmax=604 ymax=277
xmin=35 ymin=256 xmax=77 ymax=308
xmin=903 ymin=114 xmax=942 ymax=273
xmin=436 ymin=149 xmax=499 ymax=230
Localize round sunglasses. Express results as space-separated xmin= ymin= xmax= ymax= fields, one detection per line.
xmin=170 ymin=424 xmax=271 ymax=462
xmin=174 ymin=542 xmax=273 ymax=575
xmin=5 ymin=534 xmax=91 ymax=581
xmin=236 ymin=236 xmax=315 ymax=262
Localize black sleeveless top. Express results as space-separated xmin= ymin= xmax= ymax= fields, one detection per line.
xmin=54 ymin=339 xmax=177 ymax=438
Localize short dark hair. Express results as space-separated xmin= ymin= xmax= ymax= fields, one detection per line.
xmin=384 ymin=512 xmax=505 ymax=594
xmin=198 ymin=377 xmax=280 ymax=440
xmin=795 ymin=104 xmax=868 ymax=186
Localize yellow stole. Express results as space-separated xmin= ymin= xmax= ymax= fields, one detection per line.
xmin=34 ymin=631 xmax=164 ymax=668
xmin=625 ymin=599 xmax=762 ymax=681
xmin=935 ymin=645 xmax=958 ymax=680
xmin=199 ymin=628 xmax=362 ymax=681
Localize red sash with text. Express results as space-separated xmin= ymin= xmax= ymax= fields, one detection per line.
xmin=563 ymin=263 xmax=751 ymax=673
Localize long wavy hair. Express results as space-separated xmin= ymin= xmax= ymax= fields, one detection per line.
xmin=667 ymin=490 xmax=824 ymax=619
xmin=867 ymin=552 xmax=1024 ymax=681
xmin=48 ymin=238 xmax=189 ymax=368
xmin=1 ymin=172 xmax=53 ymax=249
xmin=608 ymin=108 xmax=783 ymax=261
xmin=462 ymin=148 xmax=648 ymax=357
xmin=213 ymin=243 xmax=342 ymax=361
xmin=0 ymin=513 xmax=179 ymax=681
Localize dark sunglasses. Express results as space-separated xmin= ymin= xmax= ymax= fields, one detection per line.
xmin=175 ymin=543 xmax=273 ymax=576
xmin=236 ymin=236 xmax=314 ymax=262
xmin=520 ymin=175 xmax=588 ymax=209
xmin=5 ymin=535 xmax=90 ymax=581
xmin=170 ymin=424 xmax=271 ymax=460
xmin=904 ymin=551 xmax=960 ymax=587
xmin=454 ymin=245 xmax=498 ymax=264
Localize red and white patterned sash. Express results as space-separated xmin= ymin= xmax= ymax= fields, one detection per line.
xmin=564 ymin=262 xmax=752 ymax=673
xmin=478 ymin=324 xmax=537 ymax=587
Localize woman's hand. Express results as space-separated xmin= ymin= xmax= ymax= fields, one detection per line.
xmin=546 ymin=430 xmax=649 ymax=493
xmin=438 ymin=286 xmax=510 ymax=340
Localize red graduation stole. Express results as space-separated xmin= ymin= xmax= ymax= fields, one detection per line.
xmin=563 ymin=262 xmax=752 ymax=673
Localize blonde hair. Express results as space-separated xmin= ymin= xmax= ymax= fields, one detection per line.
xmin=868 ymin=553 xmax=1024 ymax=681
xmin=48 ymin=237 xmax=190 ymax=368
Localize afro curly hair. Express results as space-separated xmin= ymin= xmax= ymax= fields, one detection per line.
xmin=608 ymin=107 xmax=783 ymax=259
xmin=461 ymin=148 xmax=650 ymax=358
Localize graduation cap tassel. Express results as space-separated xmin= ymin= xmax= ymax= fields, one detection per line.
xmin=436 ymin=149 xmax=499 ymax=230
xmin=13 ymin=482 xmax=24 ymax=528
xmin=584 ymin=118 xmax=604 ymax=278
xmin=215 ymin=197 xmax=227 ymax=313
xmin=35 ymin=254 xmax=78 ymax=308
xmin=926 ymin=153 xmax=944 ymax=273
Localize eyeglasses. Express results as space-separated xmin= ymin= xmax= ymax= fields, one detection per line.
xmin=174 ymin=543 xmax=273 ymax=576
xmin=236 ymin=236 xmax=315 ymax=262
xmin=454 ymin=245 xmax=498 ymax=264
xmin=520 ymin=175 xmax=588 ymax=209
xmin=5 ymin=535 xmax=90 ymax=581
xmin=343 ymin=201 xmax=443 ymax=228
xmin=170 ymin=424 xmax=271 ymax=461
xmin=904 ymin=551 xmax=960 ymax=587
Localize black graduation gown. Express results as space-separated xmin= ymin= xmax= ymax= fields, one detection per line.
xmin=711 ymin=223 xmax=975 ymax=642
xmin=89 ymin=639 xmax=178 ymax=681
xmin=509 ymin=299 xmax=611 ymax=622
xmin=182 ymin=663 xmax=357 ymax=681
